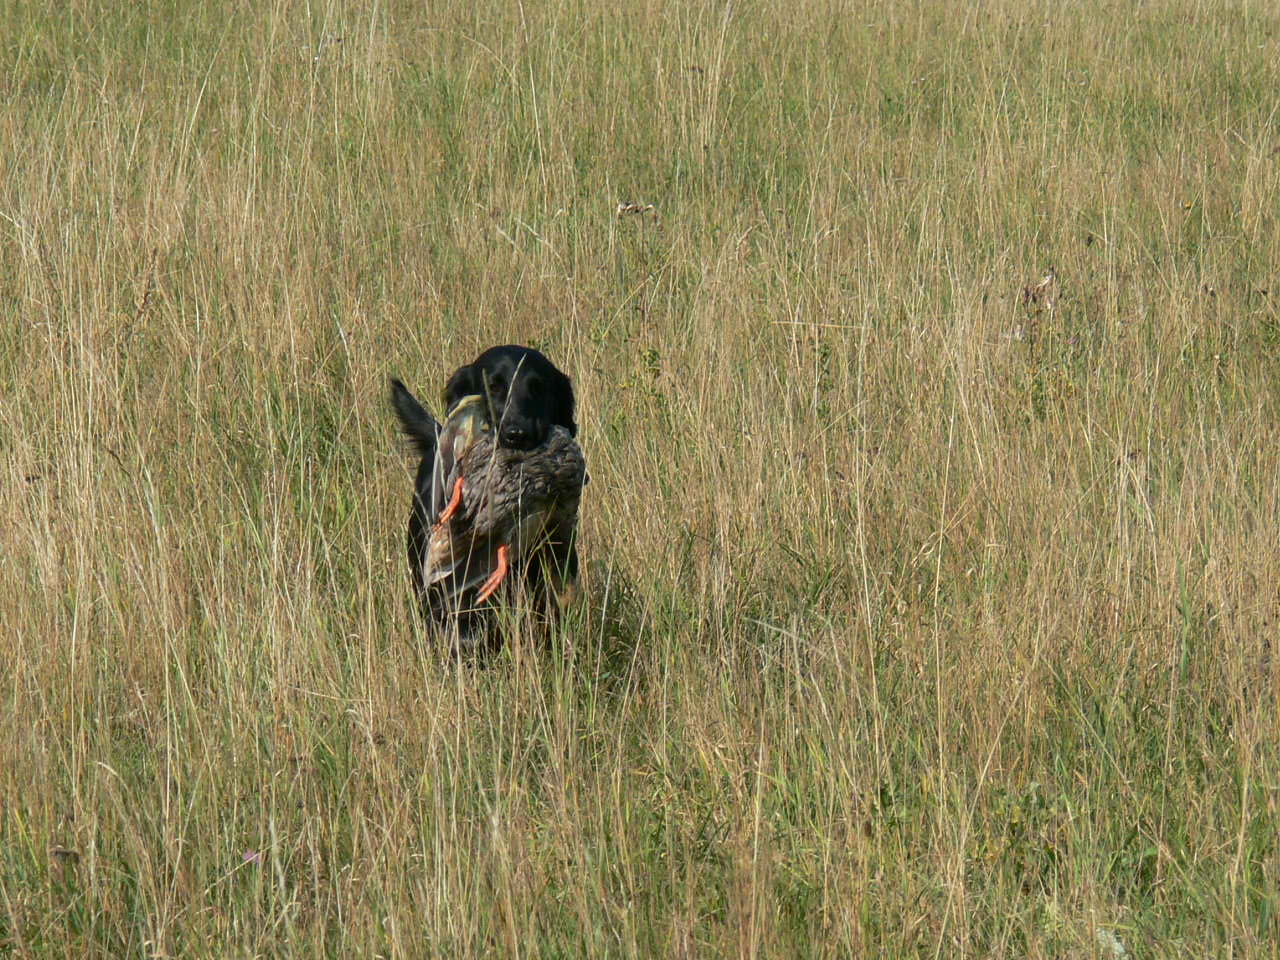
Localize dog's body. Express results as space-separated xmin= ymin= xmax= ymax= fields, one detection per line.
xmin=391 ymin=345 xmax=581 ymax=655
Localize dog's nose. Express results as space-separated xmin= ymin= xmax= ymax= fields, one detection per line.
xmin=499 ymin=424 xmax=535 ymax=449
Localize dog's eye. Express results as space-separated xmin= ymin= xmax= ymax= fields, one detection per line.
xmin=525 ymin=376 xmax=543 ymax=397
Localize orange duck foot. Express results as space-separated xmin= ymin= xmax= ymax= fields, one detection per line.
xmin=475 ymin=544 xmax=510 ymax=603
xmin=436 ymin=476 xmax=465 ymax=525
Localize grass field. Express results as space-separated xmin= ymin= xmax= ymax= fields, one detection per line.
xmin=4 ymin=0 xmax=1280 ymax=955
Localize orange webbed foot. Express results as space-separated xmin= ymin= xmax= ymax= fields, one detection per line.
xmin=436 ymin=476 xmax=465 ymax=526
xmin=475 ymin=544 xmax=510 ymax=603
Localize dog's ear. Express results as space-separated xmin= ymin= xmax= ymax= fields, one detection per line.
xmin=554 ymin=370 xmax=577 ymax=436
xmin=390 ymin=379 xmax=440 ymax=459
xmin=444 ymin=364 xmax=480 ymax=412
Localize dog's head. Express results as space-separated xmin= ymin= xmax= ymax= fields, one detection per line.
xmin=444 ymin=345 xmax=576 ymax=450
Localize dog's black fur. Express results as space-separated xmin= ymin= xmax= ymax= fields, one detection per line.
xmin=443 ymin=345 xmax=577 ymax=451
xmin=391 ymin=345 xmax=580 ymax=654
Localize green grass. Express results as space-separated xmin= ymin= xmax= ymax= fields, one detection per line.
xmin=3 ymin=0 xmax=1280 ymax=955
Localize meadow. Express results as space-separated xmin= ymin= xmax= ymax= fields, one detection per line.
xmin=3 ymin=0 xmax=1280 ymax=955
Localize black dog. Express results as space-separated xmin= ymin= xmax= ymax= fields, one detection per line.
xmin=391 ymin=345 xmax=580 ymax=653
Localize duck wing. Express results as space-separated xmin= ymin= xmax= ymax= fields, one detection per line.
xmin=423 ymin=396 xmax=503 ymax=601
xmin=428 ymin=394 xmax=491 ymax=521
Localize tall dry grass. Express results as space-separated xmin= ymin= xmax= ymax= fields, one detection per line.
xmin=3 ymin=0 xmax=1280 ymax=955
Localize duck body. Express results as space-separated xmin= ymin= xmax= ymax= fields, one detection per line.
xmin=418 ymin=394 xmax=586 ymax=653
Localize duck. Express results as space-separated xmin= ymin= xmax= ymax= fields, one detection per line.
xmin=421 ymin=393 xmax=587 ymax=633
